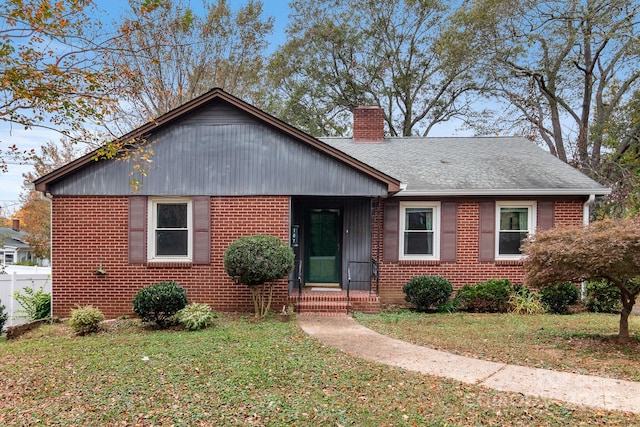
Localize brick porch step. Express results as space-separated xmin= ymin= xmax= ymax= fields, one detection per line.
xmin=290 ymin=289 xmax=381 ymax=316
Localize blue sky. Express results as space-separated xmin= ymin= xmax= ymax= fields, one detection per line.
xmin=0 ymin=0 xmax=292 ymax=214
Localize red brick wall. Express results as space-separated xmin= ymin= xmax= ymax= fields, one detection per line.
xmin=353 ymin=106 xmax=385 ymax=142
xmin=376 ymin=199 xmax=584 ymax=304
xmin=51 ymin=196 xmax=290 ymax=319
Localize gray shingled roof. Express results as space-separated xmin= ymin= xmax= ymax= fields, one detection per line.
xmin=320 ymin=136 xmax=609 ymax=196
xmin=0 ymin=227 xmax=30 ymax=249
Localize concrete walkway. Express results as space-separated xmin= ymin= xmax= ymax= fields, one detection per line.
xmin=297 ymin=316 xmax=640 ymax=414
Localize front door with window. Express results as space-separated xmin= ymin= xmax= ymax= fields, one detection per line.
xmin=305 ymin=209 xmax=341 ymax=286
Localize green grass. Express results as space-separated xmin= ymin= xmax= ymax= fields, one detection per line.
xmin=0 ymin=316 xmax=638 ymax=426
xmin=355 ymin=310 xmax=640 ymax=381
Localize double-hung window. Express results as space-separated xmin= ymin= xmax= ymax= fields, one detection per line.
xmin=148 ymin=198 xmax=192 ymax=262
xmin=399 ymin=202 xmax=440 ymax=260
xmin=496 ymin=202 xmax=536 ymax=259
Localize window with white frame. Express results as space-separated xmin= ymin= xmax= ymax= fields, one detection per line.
xmin=496 ymin=202 xmax=536 ymax=258
xmin=148 ymin=198 xmax=192 ymax=262
xmin=399 ymin=202 xmax=440 ymax=260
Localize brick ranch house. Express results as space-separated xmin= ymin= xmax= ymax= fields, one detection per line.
xmin=34 ymin=88 xmax=609 ymax=318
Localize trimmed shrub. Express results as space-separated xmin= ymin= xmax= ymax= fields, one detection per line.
xmin=132 ymin=281 xmax=188 ymax=328
xmin=224 ymin=234 xmax=295 ymax=286
xmin=403 ymin=275 xmax=453 ymax=312
xmin=68 ymin=305 xmax=105 ymax=335
xmin=585 ymin=279 xmax=622 ymax=313
xmin=224 ymin=234 xmax=294 ymax=319
xmin=539 ymin=282 xmax=580 ymax=314
xmin=176 ymin=303 xmax=217 ymax=331
xmin=0 ymin=301 xmax=7 ymax=333
xmin=14 ymin=286 xmax=51 ymax=321
xmin=456 ymin=279 xmax=513 ymax=313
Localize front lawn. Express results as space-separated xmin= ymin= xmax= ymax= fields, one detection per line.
xmin=0 ymin=316 xmax=638 ymax=426
xmin=355 ymin=311 xmax=640 ymax=381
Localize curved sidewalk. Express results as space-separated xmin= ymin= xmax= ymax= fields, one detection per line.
xmin=297 ymin=316 xmax=640 ymax=414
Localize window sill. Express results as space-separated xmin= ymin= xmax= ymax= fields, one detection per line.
xmin=495 ymin=259 xmax=524 ymax=266
xmin=398 ymin=259 xmax=441 ymax=266
xmin=146 ymin=261 xmax=193 ymax=269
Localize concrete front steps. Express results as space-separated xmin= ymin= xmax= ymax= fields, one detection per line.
xmin=290 ymin=289 xmax=380 ymax=316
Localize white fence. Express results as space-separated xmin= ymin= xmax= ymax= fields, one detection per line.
xmin=0 ymin=271 xmax=52 ymax=327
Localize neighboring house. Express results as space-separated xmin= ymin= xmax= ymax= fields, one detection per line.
xmin=34 ymin=89 xmax=609 ymax=318
xmin=0 ymin=220 xmax=33 ymax=266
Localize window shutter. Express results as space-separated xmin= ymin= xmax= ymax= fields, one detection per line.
xmin=478 ymin=201 xmax=495 ymax=262
xmin=192 ymin=196 xmax=211 ymax=264
xmin=537 ymin=201 xmax=555 ymax=231
xmin=129 ymin=196 xmax=147 ymax=264
xmin=383 ymin=199 xmax=399 ymax=262
xmin=440 ymin=202 xmax=457 ymax=262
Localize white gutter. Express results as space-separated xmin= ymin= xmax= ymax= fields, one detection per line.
xmin=392 ymin=188 xmax=611 ymax=197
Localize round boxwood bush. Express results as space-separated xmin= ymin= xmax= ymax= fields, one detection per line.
xmin=585 ymin=279 xmax=622 ymax=313
xmin=68 ymin=305 xmax=105 ymax=335
xmin=403 ymin=275 xmax=453 ymax=312
xmin=224 ymin=234 xmax=294 ymax=286
xmin=132 ymin=281 xmax=188 ymax=328
xmin=224 ymin=234 xmax=294 ymax=318
xmin=539 ymin=282 xmax=579 ymax=314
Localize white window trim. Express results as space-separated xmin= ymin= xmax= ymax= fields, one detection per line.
xmin=399 ymin=201 xmax=441 ymax=260
xmin=495 ymin=201 xmax=536 ymax=260
xmin=147 ymin=197 xmax=193 ymax=262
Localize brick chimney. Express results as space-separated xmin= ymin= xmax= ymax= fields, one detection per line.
xmin=353 ymin=106 xmax=385 ymax=143
xmin=12 ymin=219 xmax=19 ymax=231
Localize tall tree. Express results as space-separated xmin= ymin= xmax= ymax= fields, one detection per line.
xmin=107 ymin=0 xmax=273 ymax=127
xmin=267 ymin=0 xmax=478 ymax=137
xmin=0 ymin=0 xmax=122 ymax=171
xmin=447 ymin=0 xmax=640 ymax=177
xmin=596 ymin=91 xmax=640 ymax=217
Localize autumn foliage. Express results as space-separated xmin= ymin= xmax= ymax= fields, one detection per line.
xmin=523 ymin=216 xmax=640 ymax=343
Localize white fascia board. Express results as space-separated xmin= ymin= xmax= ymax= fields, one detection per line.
xmin=392 ymin=188 xmax=611 ymax=197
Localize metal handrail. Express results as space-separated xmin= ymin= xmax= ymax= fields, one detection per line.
xmin=347 ymin=259 xmax=378 ymax=299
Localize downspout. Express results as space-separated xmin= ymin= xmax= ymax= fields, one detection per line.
xmin=583 ymin=194 xmax=595 ymax=226
xmin=40 ymin=190 xmax=53 ymax=318
xmin=581 ymin=194 xmax=596 ymax=299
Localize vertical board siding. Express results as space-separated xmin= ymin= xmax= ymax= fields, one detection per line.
xmin=49 ymin=104 xmax=387 ymax=197
xmin=343 ymin=198 xmax=373 ymax=291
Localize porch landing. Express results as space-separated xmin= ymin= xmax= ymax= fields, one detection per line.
xmin=289 ymin=289 xmax=380 ymax=316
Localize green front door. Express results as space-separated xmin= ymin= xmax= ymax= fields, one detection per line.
xmin=305 ymin=209 xmax=341 ymax=286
